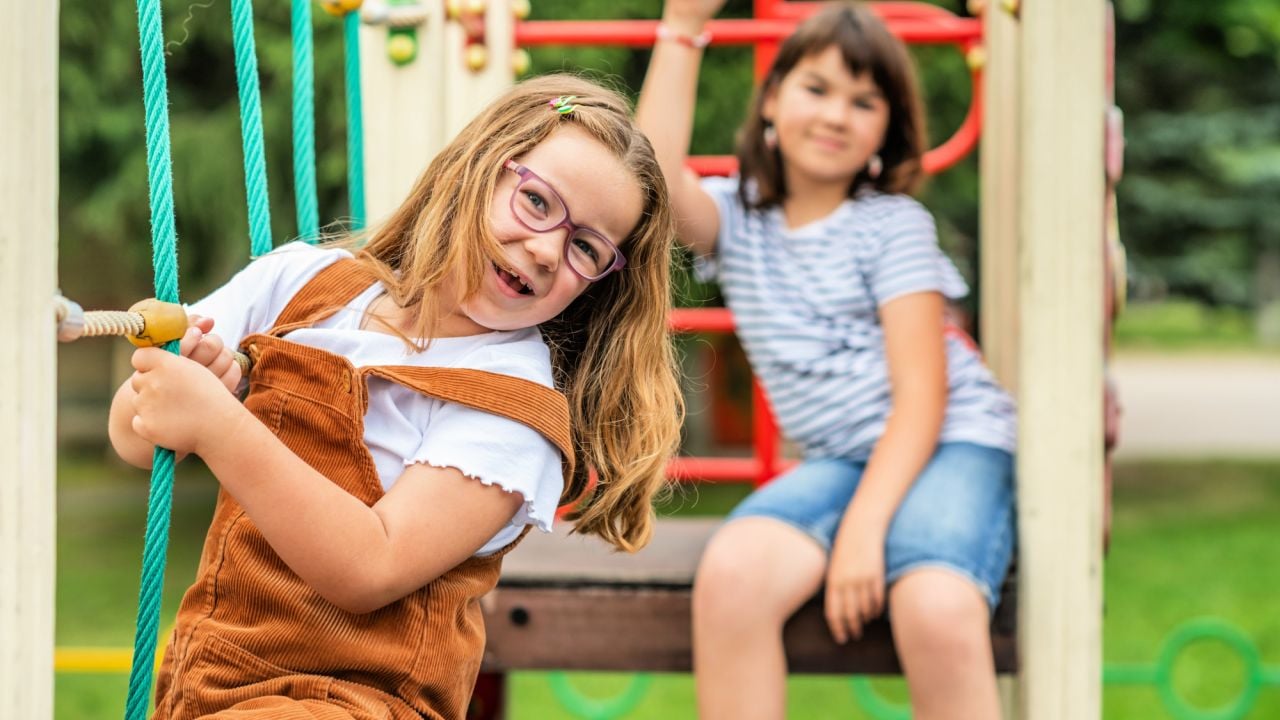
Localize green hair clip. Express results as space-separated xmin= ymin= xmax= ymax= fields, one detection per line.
xmin=548 ymin=95 xmax=578 ymax=115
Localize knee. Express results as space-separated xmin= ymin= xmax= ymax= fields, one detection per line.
xmin=691 ymin=530 xmax=798 ymax=630
xmin=890 ymin=572 xmax=991 ymax=658
xmin=693 ymin=536 xmax=787 ymax=627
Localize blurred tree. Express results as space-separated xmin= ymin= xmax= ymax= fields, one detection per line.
xmin=58 ymin=0 xmax=352 ymax=306
xmin=66 ymin=1 xmax=1280 ymax=318
xmin=1115 ymin=0 xmax=1280 ymax=312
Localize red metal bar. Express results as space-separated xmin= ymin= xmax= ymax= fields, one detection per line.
xmin=669 ymin=306 xmax=736 ymax=333
xmin=751 ymin=380 xmax=782 ymax=487
xmin=515 ymin=18 xmax=980 ymax=48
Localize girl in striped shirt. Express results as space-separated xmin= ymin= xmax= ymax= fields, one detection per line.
xmin=639 ymin=3 xmax=1017 ymax=718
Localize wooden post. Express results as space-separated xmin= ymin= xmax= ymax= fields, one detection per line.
xmin=359 ymin=0 xmax=514 ymax=225
xmin=443 ymin=0 xmax=515 ymax=139
xmin=1017 ymin=1 xmax=1106 ymax=718
xmin=1 ymin=1 xmax=59 ymax=717
xmin=979 ymin=2 xmax=1021 ymax=393
xmin=358 ymin=1 xmax=450 ymax=223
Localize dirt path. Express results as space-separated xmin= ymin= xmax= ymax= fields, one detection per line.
xmin=1111 ymin=352 xmax=1280 ymax=460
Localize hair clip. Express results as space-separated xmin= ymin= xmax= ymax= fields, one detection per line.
xmin=548 ymin=95 xmax=578 ymax=116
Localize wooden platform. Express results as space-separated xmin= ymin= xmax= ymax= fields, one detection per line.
xmin=481 ymin=518 xmax=1017 ymax=675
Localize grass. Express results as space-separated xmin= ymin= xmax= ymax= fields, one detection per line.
xmin=1114 ymin=300 xmax=1273 ymax=353
xmin=55 ymin=457 xmax=1280 ymax=719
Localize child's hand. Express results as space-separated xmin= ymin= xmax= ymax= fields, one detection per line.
xmin=662 ymin=0 xmax=728 ymax=29
xmin=180 ymin=316 xmax=242 ymax=395
xmin=824 ymin=524 xmax=887 ymax=644
xmin=129 ymin=346 xmax=245 ymax=457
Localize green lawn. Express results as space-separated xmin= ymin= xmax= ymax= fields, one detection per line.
xmin=1114 ymin=300 xmax=1274 ymax=354
xmin=55 ymin=456 xmax=1280 ymax=719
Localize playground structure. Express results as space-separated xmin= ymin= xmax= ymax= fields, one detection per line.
xmin=3 ymin=1 xmax=1104 ymax=718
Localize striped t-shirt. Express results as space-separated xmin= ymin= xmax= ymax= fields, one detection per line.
xmin=699 ymin=176 xmax=1017 ymax=460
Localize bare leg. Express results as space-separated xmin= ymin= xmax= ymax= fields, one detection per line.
xmin=889 ymin=568 xmax=1001 ymax=720
xmin=692 ymin=518 xmax=827 ymax=720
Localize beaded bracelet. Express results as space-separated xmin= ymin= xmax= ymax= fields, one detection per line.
xmin=656 ymin=23 xmax=712 ymax=49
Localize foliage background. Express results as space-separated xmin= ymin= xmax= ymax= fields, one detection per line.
xmin=58 ymin=0 xmax=1280 ymax=320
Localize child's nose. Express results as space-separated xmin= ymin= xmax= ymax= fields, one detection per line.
xmin=525 ymin=231 xmax=563 ymax=272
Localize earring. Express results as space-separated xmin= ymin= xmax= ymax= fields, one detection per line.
xmin=763 ymin=123 xmax=778 ymax=151
xmin=867 ymin=153 xmax=883 ymax=179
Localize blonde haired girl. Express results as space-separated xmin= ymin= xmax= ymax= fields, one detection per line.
xmin=108 ymin=74 xmax=683 ymax=720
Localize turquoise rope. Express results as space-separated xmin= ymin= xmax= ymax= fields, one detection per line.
xmin=291 ymin=0 xmax=320 ymax=242
xmin=127 ymin=0 xmax=180 ymax=718
xmin=231 ymin=0 xmax=273 ymax=257
xmin=343 ymin=11 xmax=366 ymax=229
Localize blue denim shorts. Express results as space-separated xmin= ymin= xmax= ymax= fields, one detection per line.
xmin=725 ymin=442 xmax=1016 ymax=610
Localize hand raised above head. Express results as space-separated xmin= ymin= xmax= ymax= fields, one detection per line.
xmin=662 ymin=0 xmax=728 ymax=30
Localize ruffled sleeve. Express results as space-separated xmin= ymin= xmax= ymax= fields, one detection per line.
xmin=406 ymin=340 xmax=564 ymax=535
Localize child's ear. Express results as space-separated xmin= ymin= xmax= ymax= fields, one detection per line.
xmin=761 ymin=87 xmax=779 ymax=125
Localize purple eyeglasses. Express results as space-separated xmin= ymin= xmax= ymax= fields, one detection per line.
xmin=503 ymin=160 xmax=627 ymax=282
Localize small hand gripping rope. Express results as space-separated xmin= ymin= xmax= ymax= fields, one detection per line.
xmin=55 ymin=294 xmax=253 ymax=375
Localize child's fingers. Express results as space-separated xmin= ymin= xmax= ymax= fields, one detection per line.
xmin=188 ymin=314 xmax=214 ymax=334
xmin=188 ymin=333 xmax=226 ymax=367
xmin=203 ymin=345 xmax=236 ymax=382
xmin=178 ymin=326 xmax=204 ymax=357
xmin=824 ymin=585 xmax=850 ymax=645
xmin=218 ymin=359 xmax=243 ymax=393
xmin=131 ymin=346 xmax=169 ymax=373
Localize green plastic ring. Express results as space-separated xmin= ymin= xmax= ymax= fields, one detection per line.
xmin=548 ymin=673 xmax=653 ymax=719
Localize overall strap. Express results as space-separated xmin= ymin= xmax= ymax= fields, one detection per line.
xmin=365 ymin=366 xmax=576 ymax=484
xmin=270 ymin=256 xmax=376 ymax=335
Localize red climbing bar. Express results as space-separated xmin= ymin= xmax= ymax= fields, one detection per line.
xmin=515 ymin=17 xmax=980 ymax=47
xmin=665 ymin=308 xmax=792 ymax=485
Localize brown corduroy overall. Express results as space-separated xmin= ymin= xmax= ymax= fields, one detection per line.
xmin=151 ymin=259 xmax=574 ymax=720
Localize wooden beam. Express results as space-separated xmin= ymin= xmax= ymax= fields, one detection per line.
xmin=979 ymin=1 xmax=1021 ymax=392
xmin=359 ymin=2 xmax=449 ymax=224
xmin=1017 ymin=0 xmax=1106 ymax=717
xmin=0 ymin=1 xmax=58 ymax=716
xmin=484 ymin=520 xmax=1017 ymax=675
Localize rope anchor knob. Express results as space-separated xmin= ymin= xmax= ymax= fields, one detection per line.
xmin=54 ymin=294 xmax=252 ymax=374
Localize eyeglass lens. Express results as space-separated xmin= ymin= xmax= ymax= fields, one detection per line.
xmin=511 ymin=175 xmax=617 ymax=279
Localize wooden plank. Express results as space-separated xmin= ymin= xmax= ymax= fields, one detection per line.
xmin=979 ymin=0 xmax=1021 ymax=393
xmin=1017 ymin=0 xmax=1106 ymax=717
xmin=0 ymin=1 xmax=58 ymax=716
xmin=499 ymin=518 xmax=716 ymax=587
xmin=482 ymin=586 xmax=1016 ymax=675
xmin=486 ymin=519 xmax=1017 ymax=675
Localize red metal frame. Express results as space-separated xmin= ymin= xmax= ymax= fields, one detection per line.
xmin=516 ymin=2 xmax=985 ymax=487
xmin=515 ymin=2 xmax=983 ymax=176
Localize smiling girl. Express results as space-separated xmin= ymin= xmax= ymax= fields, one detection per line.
xmin=638 ymin=3 xmax=1017 ymax=718
xmin=108 ymin=74 xmax=684 ymax=720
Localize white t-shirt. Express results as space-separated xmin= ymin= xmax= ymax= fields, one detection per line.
xmin=188 ymin=242 xmax=565 ymax=555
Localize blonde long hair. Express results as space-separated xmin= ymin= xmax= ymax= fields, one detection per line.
xmin=351 ymin=75 xmax=683 ymax=552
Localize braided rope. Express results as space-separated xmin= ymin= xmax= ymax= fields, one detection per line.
xmin=127 ymin=0 xmax=180 ymax=717
xmin=231 ymin=0 xmax=274 ymax=257
xmin=343 ymin=11 xmax=366 ymax=229
xmin=362 ymin=2 xmax=430 ymax=27
xmin=82 ymin=311 xmax=146 ymax=338
xmin=292 ymin=0 xmax=320 ymax=241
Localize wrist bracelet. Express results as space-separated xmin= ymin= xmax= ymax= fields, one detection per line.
xmin=656 ymin=23 xmax=712 ymax=49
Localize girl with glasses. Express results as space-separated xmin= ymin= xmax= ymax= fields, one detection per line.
xmin=638 ymin=2 xmax=1017 ymax=718
xmin=107 ymin=74 xmax=683 ymax=720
